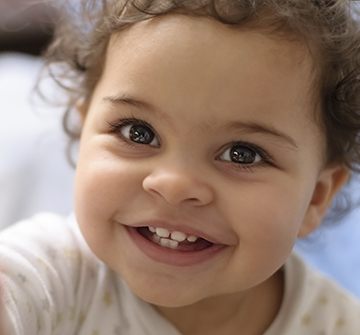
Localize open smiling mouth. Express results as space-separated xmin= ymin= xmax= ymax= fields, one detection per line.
xmin=126 ymin=225 xmax=226 ymax=266
xmin=136 ymin=226 xmax=213 ymax=251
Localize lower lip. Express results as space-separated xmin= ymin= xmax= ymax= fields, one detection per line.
xmin=126 ymin=226 xmax=226 ymax=267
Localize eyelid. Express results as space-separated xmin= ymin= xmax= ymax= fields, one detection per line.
xmin=108 ymin=118 xmax=153 ymax=131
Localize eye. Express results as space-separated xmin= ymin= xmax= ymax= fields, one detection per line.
xmin=108 ymin=119 xmax=160 ymax=147
xmin=218 ymin=142 xmax=272 ymax=168
xmin=122 ymin=123 xmax=156 ymax=145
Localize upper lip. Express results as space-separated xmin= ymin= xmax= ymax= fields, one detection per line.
xmin=122 ymin=219 xmax=237 ymax=246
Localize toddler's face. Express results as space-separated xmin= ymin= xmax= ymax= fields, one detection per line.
xmin=75 ymin=15 xmax=346 ymax=307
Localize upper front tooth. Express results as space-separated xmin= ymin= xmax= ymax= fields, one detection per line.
xmin=155 ymin=227 xmax=170 ymax=238
xmin=170 ymin=231 xmax=187 ymax=242
xmin=152 ymin=227 xmax=199 ymax=242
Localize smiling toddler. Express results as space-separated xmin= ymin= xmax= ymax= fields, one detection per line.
xmin=1 ymin=1 xmax=360 ymax=334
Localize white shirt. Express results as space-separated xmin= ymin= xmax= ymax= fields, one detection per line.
xmin=1 ymin=213 xmax=359 ymax=335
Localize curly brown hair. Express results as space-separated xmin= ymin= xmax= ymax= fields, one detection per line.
xmin=42 ymin=0 xmax=360 ymax=176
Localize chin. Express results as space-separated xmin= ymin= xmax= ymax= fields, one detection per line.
xmin=128 ymin=281 xmax=202 ymax=307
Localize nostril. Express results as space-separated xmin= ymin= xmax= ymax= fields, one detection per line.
xmin=186 ymin=198 xmax=203 ymax=204
xmin=146 ymin=188 xmax=162 ymax=197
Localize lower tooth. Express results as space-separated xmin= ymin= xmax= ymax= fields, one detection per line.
xmin=160 ymin=238 xmax=169 ymax=248
xmin=159 ymin=237 xmax=179 ymax=249
xmin=168 ymin=240 xmax=179 ymax=249
xmin=151 ymin=234 xmax=181 ymax=249
xmin=153 ymin=235 xmax=161 ymax=243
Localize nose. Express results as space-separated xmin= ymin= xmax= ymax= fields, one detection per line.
xmin=142 ymin=168 xmax=214 ymax=207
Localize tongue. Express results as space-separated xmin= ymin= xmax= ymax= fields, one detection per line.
xmin=137 ymin=227 xmax=213 ymax=251
xmin=174 ymin=238 xmax=213 ymax=252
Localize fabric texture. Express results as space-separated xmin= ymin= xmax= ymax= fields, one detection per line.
xmin=0 ymin=213 xmax=359 ymax=335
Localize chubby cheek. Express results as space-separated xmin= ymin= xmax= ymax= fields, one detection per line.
xmin=74 ymin=150 xmax=145 ymax=255
xmin=220 ymin=179 xmax=311 ymax=286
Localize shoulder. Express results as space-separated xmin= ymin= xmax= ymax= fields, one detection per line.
xmin=0 ymin=212 xmax=76 ymax=245
xmin=266 ymin=253 xmax=360 ymax=335
xmin=0 ymin=212 xmax=103 ymax=291
xmin=0 ymin=213 xmax=107 ymax=335
xmin=0 ymin=212 xmax=95 ymax=262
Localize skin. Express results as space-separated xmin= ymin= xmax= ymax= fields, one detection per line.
xmin=75 ymin=15 xmax=348 ymax=335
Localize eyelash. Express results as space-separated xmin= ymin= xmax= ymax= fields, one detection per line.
xmin=107 ymin=118 xmax=275 ymax=172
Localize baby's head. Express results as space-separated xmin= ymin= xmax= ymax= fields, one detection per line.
xmin=44 ymin=0 xmax=360 ymax=307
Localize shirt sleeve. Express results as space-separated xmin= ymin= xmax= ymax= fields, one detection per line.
xmin=0 ymin=213 xmax=82 ymax=335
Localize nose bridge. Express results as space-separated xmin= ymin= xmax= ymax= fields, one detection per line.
xmin=142 ymin=154 xmax=214 ymax=206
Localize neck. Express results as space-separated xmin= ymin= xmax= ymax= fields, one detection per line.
xmin=155 ymin=269 xmax=284 ymax=335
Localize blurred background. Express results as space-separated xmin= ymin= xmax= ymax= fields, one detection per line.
xmin=0 ymin=0 xmax=360 ymax=299
xmin=0 ymin=0 xmax=56 ymax=55
xmin=0 ymin=0 xmax=75 ymax=229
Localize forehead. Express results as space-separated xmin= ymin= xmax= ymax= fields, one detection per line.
xmin=104 ymin=15 xmax=315 ymax=108
xmin=93 ymin=14 xmax=322 ymax=150
xmin=109 ymin=15 xmax=313 ymax=71
xmin=108 ymin=15 xmax=314 ymax=74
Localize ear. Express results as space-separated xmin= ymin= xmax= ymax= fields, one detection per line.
xmin=298 ymin=164 xmax=349 ymax=237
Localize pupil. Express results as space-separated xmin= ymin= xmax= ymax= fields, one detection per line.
xmin=130 ymin=125 xmax=154 ymax=144
xmin=231 ymin=146 xmax=256 ymax=164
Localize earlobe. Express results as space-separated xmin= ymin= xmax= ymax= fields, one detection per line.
xmin=298 ymin=164 xmax=349 ymax=238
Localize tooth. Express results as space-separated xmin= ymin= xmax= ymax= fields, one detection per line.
xmin=149 ymin=226 xmax=156 ymax=233
xmin=153 ymin=234 xmax=161 ymax=243
xmin=160 ymin=238 xmax=171 ymax=248
xmin=156 ymin=228 xmax=170 ymax=238
xmin=168 ymin=240 xmax=179 ymax=249
xmin=187 ymin=235 xmax=198 ymax=243
xmin=170 ymin=231 xmax=186 ymax=242
xmin=159 ymin=238 xmax=179 ymax=249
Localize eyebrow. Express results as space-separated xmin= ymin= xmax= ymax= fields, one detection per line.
xmin=103 ymin=93 xmax=169 ymax=120
xmin=226 ymin=121 xmax=299 ymax=150
xmin=103 ymin=94 xmax=298 ymax=150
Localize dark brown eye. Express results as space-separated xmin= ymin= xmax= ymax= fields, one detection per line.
xmin=109 ymin=119 xmax=160 ymax=147
xmin=219 ymin=143 xmax=262 ymax=165
xmin=126 ymin=124 xmax=155 ymax=144
xmin=230 ymin=145 xmax=258 ymax=164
